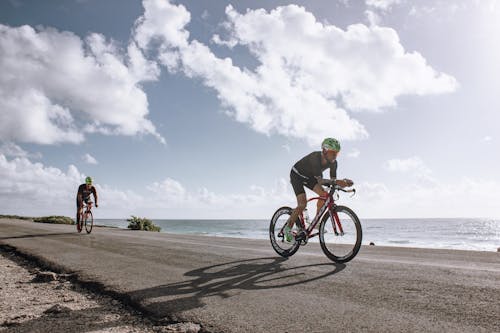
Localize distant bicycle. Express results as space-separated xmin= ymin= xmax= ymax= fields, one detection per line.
xmin=270 ymin=181 xmax=362 ymax=263
xmin=77 ymin=201 xmax=94 ymax=234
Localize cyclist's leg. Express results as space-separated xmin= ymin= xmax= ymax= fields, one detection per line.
xmin=312 ymin=183 xmax=328 ymax=219
xmin=288 ymin=171 xmax=307 ymax=227
xmin=313 ymin=183 xmax=328 ymax=229
xmin=76 ymin=199 xmax=83 ymax=225
xmin=288 ymin=193 xmax=306 ymax=227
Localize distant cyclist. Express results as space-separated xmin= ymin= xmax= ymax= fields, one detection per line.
xmin=285 ymin=138 xmax=353 ymax=242
xmin=76 ymin=176 xmax=98 ymax=227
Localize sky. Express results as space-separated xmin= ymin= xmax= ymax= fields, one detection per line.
xmin=0 ymin=0 xmax=499 ymax=219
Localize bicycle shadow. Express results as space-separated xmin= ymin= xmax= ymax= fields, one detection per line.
xmin=0 ymin=232 xmax=75 ymax=240
xmin=129 ymin=257 xmax=345 ymax=319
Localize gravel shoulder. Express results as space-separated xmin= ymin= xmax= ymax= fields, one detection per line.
xmin=0 ymin=247 xmax=201 ymax=333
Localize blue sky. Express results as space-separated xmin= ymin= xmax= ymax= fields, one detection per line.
xmin=0 ymin=0 xmax=499 ymax=219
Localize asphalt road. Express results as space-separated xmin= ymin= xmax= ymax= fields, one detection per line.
xmin=1 ymin=218 xmax=499 ymax=333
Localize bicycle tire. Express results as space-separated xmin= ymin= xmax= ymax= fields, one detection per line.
xmin=319 ymin=205 xmax=362 ymax=263
xmin=269 ymin=206 xmax=301 ymax=258
xmin=84 ymin=210 xmax=93 ymax=234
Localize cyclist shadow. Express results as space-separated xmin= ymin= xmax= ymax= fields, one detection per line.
xmin=130 ymin=257 xmax=345 ymax=319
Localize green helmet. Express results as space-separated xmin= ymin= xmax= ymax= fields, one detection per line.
xmin=85 ymin=176 xmax=93 ymax=185
xmin=321 ymin=138 xmax=341 ymax=151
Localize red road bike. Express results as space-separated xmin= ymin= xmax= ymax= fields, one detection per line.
xmin=77 ymin=201 xmax=94 ymax=234
xmin=270 ymin=182 xmax=362 ymax=263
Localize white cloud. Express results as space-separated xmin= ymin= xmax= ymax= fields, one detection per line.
xmin=366 ymin=0 xmax=401 ymax=11
xmin=365 ymin=10 xmax=382 ymax=26
xmin=82 ymin=153 xmax=98 ymax=165
xmin=133 ymin=1 xmax=457 ymax=146
xmin=384 ymin=156 xmax=436 ymax=185
xmin=385 ymin=156 xmax=430 ymax=173
xmin=409 ymin=5 xmax=436 ymax=17
xmin=346 ymin=177 xmax=500 ymax=219
xmin=0 ymin=154 xmax=82 ymax=215
xmin=0 ymin=150 xmax=293 ymax=218
xmin=0 ymin=142 xmax=41 ymax=159
xmin=1 ymin=152 xmax=499 ymax=219
xmin=482 ymin=136 xmax=492 ymax=142
xmin=0 ymin=24 xmax=164 ymax=145
xmin=0 ymin=152 xmax=146 ymax=217
xmin=211 ymin=34 xmax=237 ymax=48
xmin=147 ymin=177 xmax=187 ymax=204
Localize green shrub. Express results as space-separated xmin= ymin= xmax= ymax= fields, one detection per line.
xmin=127 ymin=216 xmax=161 ymax=232
xmin=33 ymin=216 xmax=74 ymax=225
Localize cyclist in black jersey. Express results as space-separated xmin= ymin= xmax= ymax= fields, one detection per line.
xmin=285 ymin=138 xmax=353 ymax=241
xmin=76 ymin=176 xmax=98 ymax=227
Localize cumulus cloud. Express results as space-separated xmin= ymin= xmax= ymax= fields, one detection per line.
xmin=0 ymin=151 xmax=293 ymax=218
xmin=132 ymin=0 xmax=457 ymax=146
xmin=385 ymin=156 xmax=430 ymax=173
xmin=1 ymin=151 xmax=499 ymax=219
xmin=366 ymin=0 xmax=401 ymax=11
xmin=0 ymin=24 xmax=163 ymax=145
xmin=0 ymin=142 xmax=41 ymax=159
xmin=0 ymin=153 xmax=82 ymax=215
xmin=384 ymin=156 xmax=435 ymax=184
xmin=82 ymin=153 xmax=98 ymax=165
xmin=0 ymin=152 xmax=147 ymax=217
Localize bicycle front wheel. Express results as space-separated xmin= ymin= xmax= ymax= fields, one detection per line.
xmin=319 ymin=205 xmax=362 ymax=263
xmin=269 ymin=206 xmax=301 ymax=258
xmin=84 ymin=211 xmax=93 ymax=234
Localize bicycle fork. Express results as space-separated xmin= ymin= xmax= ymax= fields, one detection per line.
xmin=329 ymin=207 xmax=344 ymax=236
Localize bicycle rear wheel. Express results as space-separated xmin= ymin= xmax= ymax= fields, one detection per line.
xmin=269 ymin=206 xmax=301 ymax=257
xmin=319 ymin=205 xmax=362 ymax=263
xmin=84 ymin=211 xmax=93 ymax=234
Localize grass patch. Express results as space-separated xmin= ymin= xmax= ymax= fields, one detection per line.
xmin=127 ymin=216 xmax=161 ymax=232
xmin=33 ymin=216 xmax=74 ymax=225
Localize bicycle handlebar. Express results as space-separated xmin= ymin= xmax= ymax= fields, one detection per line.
xmin=319 ymin=179 xmax=356 ymax=196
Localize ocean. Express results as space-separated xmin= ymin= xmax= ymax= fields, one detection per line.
xmin=94 ymin=218 xmax=500 ymax=252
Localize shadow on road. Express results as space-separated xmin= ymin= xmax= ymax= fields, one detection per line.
xmin=0 ymin=233 xmax=76 ymax=241
xmin=129 ymin=257 xmax=345 ymax=318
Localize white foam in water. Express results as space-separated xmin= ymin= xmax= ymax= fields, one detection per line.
xmin=94 ymin=218 xmax=500 ymax=252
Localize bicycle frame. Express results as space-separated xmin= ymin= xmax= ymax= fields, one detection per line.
xmin=301 ymin=187 xmax=343 ymax=238
xmin=281 ymin=186 xmax=345 ymax=242
xmin=81 ymin=202 xmax=93 ymax=221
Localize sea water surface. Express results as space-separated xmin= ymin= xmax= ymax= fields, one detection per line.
xmin=94 ymin=218 xmax=500 ymax=252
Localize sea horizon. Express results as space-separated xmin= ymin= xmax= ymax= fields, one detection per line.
xmin=93 ymin=217 xmax=500 ymax=253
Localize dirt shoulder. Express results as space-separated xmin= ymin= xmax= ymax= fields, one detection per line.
xmin=0 ymin=247 xmax=201 ymax=333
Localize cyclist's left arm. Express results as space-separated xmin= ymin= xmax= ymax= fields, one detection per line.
xmin=92 ymin=186 xmax=99 ymax=207
xmin=330 ymin=161 xmax=353 ymax=187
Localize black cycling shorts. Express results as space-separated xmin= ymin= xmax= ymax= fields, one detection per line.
xmin=290 ymin=169 xmax=317 ymax=196
xmin=76 ymin=198 xmax=91 ymax=208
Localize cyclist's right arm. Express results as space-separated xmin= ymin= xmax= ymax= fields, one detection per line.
xmin=92 ymin=186 xmax=98 ymax=207
xmin=76 ymin=185 xmax=84 ymax=205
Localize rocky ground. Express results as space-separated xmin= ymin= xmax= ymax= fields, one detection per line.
xmin=0 ymin=248 xmax=202 ymax=333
